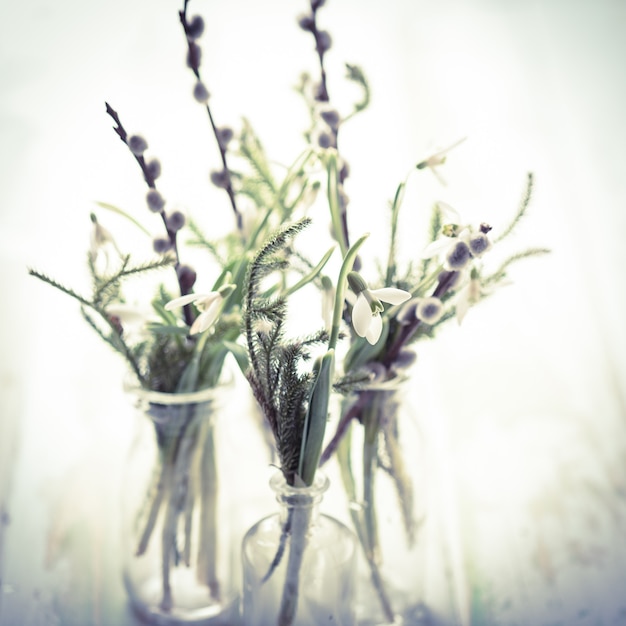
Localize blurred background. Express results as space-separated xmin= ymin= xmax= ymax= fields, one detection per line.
xmin=1 ymin=0 xmax=625 ymax=624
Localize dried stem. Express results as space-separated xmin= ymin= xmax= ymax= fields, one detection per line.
xmin=179 ymin=0 xmax=243 ymax=233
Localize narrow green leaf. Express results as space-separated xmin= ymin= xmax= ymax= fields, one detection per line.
xmin=95 ymin=201 xmax=152 ymax=237
xmin=282 ymin=246 xmax=335 ymax=298
xmin=298 ymin=349 xmax=335 ymax=486
xmin=223 ymin=340 xmax=250 ymax=375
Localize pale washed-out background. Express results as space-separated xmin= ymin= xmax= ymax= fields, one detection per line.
xmin=1 ymin=0 xmax=625 ymax=624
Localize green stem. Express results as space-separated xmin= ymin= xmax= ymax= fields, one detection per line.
xmin=196 ymin=418 xmax=221 ymax=600
xmin=361 ymin=395 xmax=397 ymax=624
xmin=277 ymin=504 xmax=312 ymax=626
xmin=329 ymin=233 xmax=369 ymax=350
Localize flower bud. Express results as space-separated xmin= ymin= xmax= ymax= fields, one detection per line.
xmin=317 ymin=131 xmax=332 ymax=149
xmin=394 ymin=349 xmax=417 ymax=369
xmin=469 ymin=233 xmax=491 ymax=256
xmin=216 ymin=126 xmax=234 ymax=150
xmin=321 ymin=108 xmax=340 ymax=129
xmin=187 ymin=15 xmax=205 ymax=39
xmin=446 ymin=240 xmax=471 ymax=270
xmin=146 ymin=158 xmax=161 ymax=180
xmin=193 ymin=81 xmax=210 ymax=103
xmin=416 ymin=297 xmax=444 ymax=325
xmin=210 ymin=168 xmax=230 ymax=189
xmin=166 ymin=210 xmax=186 ymax=232
xmin=146 ymin=189 xmax=165 ymax=213
xmin=128 ymin=134 xmax=148 ymax=155
xmin=316 ymin=31 xmax=332 ymax=54
xmin=186 ymin=42 xmax=201 ymax=71
xmin=298 ymin=14 xmax=315 ymax=31
xmin=177 ymin=264 xmax=197 ymax=292
xmin=396 ymin=299 xmax=419 ymax=324
xmin=153 ymin=237 xmax=171 ymax=253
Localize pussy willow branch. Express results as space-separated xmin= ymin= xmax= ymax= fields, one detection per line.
xmin=383 ymin=269 xmax=460 ymax=367
xmin=104 ymin=103 xmax=194 ymax=328
xmin=303 ymin=0 xmax=354 ymax=259
xmin=179 ymin=0 xmax=243 ymax=233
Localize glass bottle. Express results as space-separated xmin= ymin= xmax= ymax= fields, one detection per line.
xmin=242 ymin=472 xmax=358 ymax=626
xmin=325 ymin=382 xmax=463 ymax=626
xmin=122 ymin=380 xmax=265 ymax=625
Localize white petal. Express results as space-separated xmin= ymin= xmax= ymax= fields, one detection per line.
xmin=365 ymin=313 xmax=383 ymax=345
xmin=164 ymin=293 xmax=203 ymax=310
xmin=455 ymin=284 xmax=470 ymax=325
xmin=189 ymin=298 xmax=221 ymax=334
xmin=371 ymin=287 xmax=411 ymax=306
xmin=194 ymin=292 xmax=220 ymax=312
xmin=437 ymin=201 xmax=461 ymax=224
xmin=351 ymin=293 xmax=372 ymax=338
xmin=420 ymin=237 xmax=453 ymax=259
xmin=106 ymin=304 xmax=146 ymax=325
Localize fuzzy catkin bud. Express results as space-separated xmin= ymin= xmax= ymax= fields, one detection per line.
xmin=321 ymin=109 xmax=340 ymax=129
xmin=177 ymin=264 xmax=197 ymax=292
xmin=416 ymin=297 xmax=444 ymax=325
xmin=166 ymin=210 xmax=186 ymax=232
xmin=298 ymin=14 xmax=315 ymax=31
xmin=128 ymin=135 xmax=148 ymax=155
xmin=210 ymin=168 xmax=230 ymax=189
xmin=193 ymin=81 xmax=210 ymax=103
xmin=187 ymin=42 xmax=201 ymax=71
xmin=146 ymin=189 xmax=165 ymax=212
xmin=316 ymin=31 xmax=332 ymax=54
xmin=397 ymin=299 xmax=419 ymax=324
xmin=446 ymin=240 xmax=471 ymax=270
xmin=153 ymin=237 xmax=171 ymax=253
xmin=469 ymin=233 xmax=490 ymax=256
xmin=146 ymin=159 xmax=162 ymax=180
xmin=317 ymin=131 xmax=332 ymax=149
xmin=187 ymin=15 xmax=205 ymax=39
xmin=216 ymin=127 xmax=234 ymax=150
xmin=311 ymin=0 xmax=327 ymax=10
xmin=395 ymin=349 xmax=417 ymax=369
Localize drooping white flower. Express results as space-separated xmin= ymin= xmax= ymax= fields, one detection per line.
xmin=455 ymin=276 xmax=482 ymax=324
xmin=416 ymin=138 xmax=466 ymax=185
xmin=89 ymin=213 xmax=121 ymax=270
xmin=106 ymin=303 xmax=151 ymax=340
xmin=348 ymin=272 xmax=411 ymax=345
xmin=165 ymin=284 xmax=235 ymax=335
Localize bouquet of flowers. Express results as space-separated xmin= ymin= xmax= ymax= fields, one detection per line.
xmin=29 ymin=0 xmax=548 ymax=623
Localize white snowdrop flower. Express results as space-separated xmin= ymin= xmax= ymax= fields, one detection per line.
xmin=89 ymin=213 xmax=121 ymax=269
xmin=347 ymin=271 xmax=411 ymax=345
xmin=421 ymin=202 xmax=491 ymax=271
xmin=106 ymin=304 xmax=152 ymax=341
xmin=321 ymin=275 xmax=335 ymax=331
xmin=165 ymin=284 xmax=235 ymax=335
xmin=455 ymin=275 xmax=482 ymax=324
xmin=416 ymin=138 xmax=466 ymax=185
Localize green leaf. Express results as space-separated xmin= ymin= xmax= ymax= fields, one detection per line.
xmin=223 ymin=340 xmax=249 ymax=375
xmin=94 ymin=201 xmax=152 ymax=237
xmin=298 ymin=349 xmax=335 ymax=486
xmin=282 ymin=246 xmax=335 ymax=298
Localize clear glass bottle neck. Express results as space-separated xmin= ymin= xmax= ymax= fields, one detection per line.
xmin=270 ymin=472 xmax=329 ymax=521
